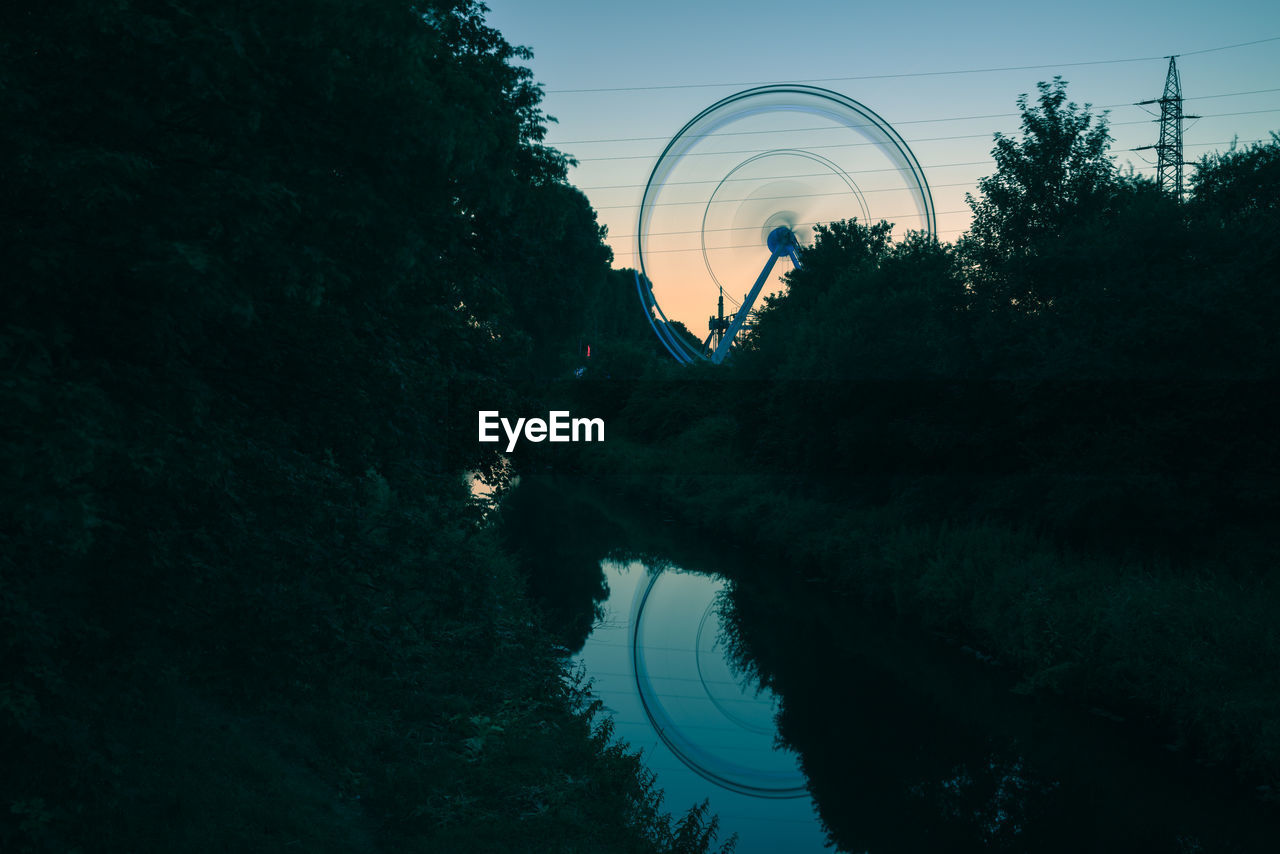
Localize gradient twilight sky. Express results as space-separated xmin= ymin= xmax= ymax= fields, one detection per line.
xmin=484 ymin=0 xmax=1280 ymax=331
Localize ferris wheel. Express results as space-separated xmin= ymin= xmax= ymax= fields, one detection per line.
xmin=635 ymin=85 xmax=936 ymax=363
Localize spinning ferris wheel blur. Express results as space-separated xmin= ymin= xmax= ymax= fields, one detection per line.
xmin=635 ymin=85 xmax=936 ymax=363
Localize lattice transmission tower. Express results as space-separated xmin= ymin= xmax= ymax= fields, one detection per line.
xmin=1135 ymin=56 xmax=1198 ymax=200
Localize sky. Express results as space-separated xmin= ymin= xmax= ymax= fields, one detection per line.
xmin=484 ymin=0 xmax=1280 ymax=334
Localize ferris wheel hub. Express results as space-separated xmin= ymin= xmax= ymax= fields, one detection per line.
xmin=766 ymin=225 xmax=797 ymax=255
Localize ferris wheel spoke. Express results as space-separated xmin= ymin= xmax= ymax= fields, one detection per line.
xmin=710 ymin=228 xmax=797 ymax=364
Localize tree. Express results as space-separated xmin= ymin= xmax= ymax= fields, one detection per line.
xmin=1190 ymin=133 xmax=1280 ymax=222
xmin=0 ymin=3 xmax=721 ymax=851
xmin=1184 ymin=135 xmax=1280 ymax=378
xmin=960 ymin=78 xmax=1118 ymax=311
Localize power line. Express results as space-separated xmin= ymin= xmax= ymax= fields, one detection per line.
xmin=550 ymin=87 xmax=1280 ymax=147
xmin=597 ymin=137 xmax=1259 ymax=240
xmin=558 ymin=113 xmax=1021 ymax=147
xmin=582 ymin=160 xmax=995 ymax=193
xmin=608 ymin=224 xmax=983 ymax=256
xmin=613 ymin=208 xmax=972 ymax=241
xmin=571 ymin=131 xmax=1002 ymax=163
xmin=567 ymin=113 xmax=1280 ymax=164
xmin=597 ymin=182 xmax=975 ymax=214
xmin=602 ymin=137 xmax=1264 ymax=257
xmin=579 ymin=159 xmax=995 ymax=193
xmin=1180 ymin=36 xmax=1280 ymax=56
xmin=613 ymin=229 xmax=959 ymax=257
xmin=546 ymin=36 xmax=1280 ymax=95
xmin=578 ymin=106 xmax=1278 ymax=191
xmin=602 ymin=137 xmax=1257 ymax=222
xmin=625 ymin=218 xmax=967 ymax=256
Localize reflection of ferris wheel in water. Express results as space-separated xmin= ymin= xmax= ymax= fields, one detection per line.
xmin=635 ymin=85 xmax=936 ymax=363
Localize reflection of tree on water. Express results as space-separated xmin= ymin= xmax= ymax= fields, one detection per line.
xmin=497 ymin=479 xmax=615 ymax=653
xmin=718 ymin=580 xmax=1087 ymax=852
xmin=498 ymin=476 xmax=740 ymax=655
xmin=718 ymin=567 xmax=1274 ymax=853
xmin=501 ymin=478 xmax=1280 ymax=852
xmin=912 ymin=755 xmax=1060 ymax=847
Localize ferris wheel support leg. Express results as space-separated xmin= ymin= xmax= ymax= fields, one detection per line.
xmin=710 ymin=249 xmax=781 ymax=364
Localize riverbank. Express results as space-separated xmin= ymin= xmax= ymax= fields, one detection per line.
xmin=568 ymin=430 xmax=1280 ymax=795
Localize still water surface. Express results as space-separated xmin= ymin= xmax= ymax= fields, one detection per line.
xmin=576 ymin=562 xmax=828 ymax=853
xmin=505 ymin=480 xmax=1280 ymax=853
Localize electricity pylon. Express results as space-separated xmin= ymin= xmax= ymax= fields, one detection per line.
xmin=1135 ymin=56 xmax=1199 ymax=200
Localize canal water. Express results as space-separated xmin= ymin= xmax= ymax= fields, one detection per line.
xmin=576 ymin=561 xmax=828 ymax=853
xmin=501 ymin=478 xmax=1280 ymax=853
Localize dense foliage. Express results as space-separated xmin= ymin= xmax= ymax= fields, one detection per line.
xmin=714 ymin=80 xmax=1280 ymax=556
xmin=5 ymin=3 xmax=1275 ymax=843
xmin=2 ymin=2 xmax=720 ymax=852
xmin=580 ymin=81 xmax=1280 ymax=788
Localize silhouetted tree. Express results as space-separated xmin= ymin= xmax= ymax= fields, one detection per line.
xmin=0 ymin=2 xmax=722 ymax=851
xmin=960 ymin=78 xmax=1117 ymax=313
